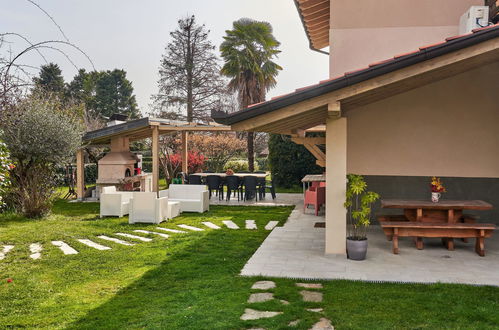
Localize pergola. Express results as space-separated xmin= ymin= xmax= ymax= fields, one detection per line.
xmin=77 ymin=117 xmax=231 ymax=199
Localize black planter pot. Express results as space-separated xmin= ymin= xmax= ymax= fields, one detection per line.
xmin=346 ymin=237 xmax=368 ymax=260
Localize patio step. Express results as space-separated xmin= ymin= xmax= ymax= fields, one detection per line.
xmin=202 ymin=222 xmax=221 ymax=229
xmin=77 ymin=239 xmax=111 ymax=251
xmin=223 ymin=220 xmax=239 ymax=229
xmin=115 ymin=233 xmax=152 ymax=242
xmin=245 ymin=220 xmax=257 ymax=230
xmin=0 ymin=245 xmax=14 ymax=260
xmin=177 ymin=224 xmax=205 ymax=232
xmin=51 ymin=241 xmax=78 ymax=255
xmin=97 ymin=235 xmax=135 ymax=246
xmin=155 ymin=227 xmax=187 ymax=234
xmin=265 ymin=221 xmax=279 ymax=230
xmin=29 ymin=243 xmax=42 ymax=259
xmin=133 ymin=230 xmax=170 ymax=238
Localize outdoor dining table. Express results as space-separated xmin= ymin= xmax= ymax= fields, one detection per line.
xmin=381 ymin=199 xmax=493 ymax=249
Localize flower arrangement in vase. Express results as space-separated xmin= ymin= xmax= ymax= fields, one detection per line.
xmin=430 ymin=176 xmax=446 ymax=202
xmin=225 ymin=168 xmax=234 ymax=176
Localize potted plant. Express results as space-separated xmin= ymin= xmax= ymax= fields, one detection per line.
xmin=344 ymin=174 xmax=379 ymax=260
xmin=430 ymin=176 xmax=446 ymax=202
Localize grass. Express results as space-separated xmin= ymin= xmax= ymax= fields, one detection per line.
xmin=1 ymin=201 xmax=498 ymax=329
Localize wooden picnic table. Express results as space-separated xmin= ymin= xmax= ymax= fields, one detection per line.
xmin=381 ymin=199 xmax=492 ymax=223
xmin=192 ymin=172 xmax=267 ymax=178
xmin=381 ymin=199 xmax=493 ymax=251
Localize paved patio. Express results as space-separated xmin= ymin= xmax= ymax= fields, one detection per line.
xmin=240 ymin=195 xmax=499 ymax=286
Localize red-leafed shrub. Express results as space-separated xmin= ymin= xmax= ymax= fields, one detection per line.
xmin=168 ymin=151 xmax=205 ymax=179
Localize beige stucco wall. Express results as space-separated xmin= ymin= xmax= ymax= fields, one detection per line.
xmin=329 ymin=0 xmax=482 ymax=77
xmin=346 ymin=62 xmax=499 ymax=178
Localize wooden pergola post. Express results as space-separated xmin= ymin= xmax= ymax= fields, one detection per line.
xmin=152 ymin=126 xmax=159 ymax=193
xmin=181 ymin=131 xmax=188 ymax=175
xmin=76 ymin=148 xmax=85 ymax=200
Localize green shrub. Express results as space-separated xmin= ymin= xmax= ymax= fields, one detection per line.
xmin=268 ymin=134 xmax=322 ymax=188
xmin=256 ymin=158 xmax=268 ymax=171
xmin=223 ymin=159 xmax=259 ymax=173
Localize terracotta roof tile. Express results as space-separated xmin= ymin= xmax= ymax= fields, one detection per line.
xmin=295 ymin=84 xmax=319 ymax=92
xmin=419 ymin=41 xmax=446 ymax=50
xmin=368 ymin=58 xmax=394 ymax=67
xmin=393 ymin=49 xmax=419 ymax=59
xmin=247 ymin=101 xmax=265 ymax=108
xmin=445 ymin=33 xmax=471 ymax=41
xmin=344 ymin=67 xmax=370 ymax=75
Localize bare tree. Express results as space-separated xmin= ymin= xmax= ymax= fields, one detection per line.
xmin=151 ymin=15 xmax=229 ymax=122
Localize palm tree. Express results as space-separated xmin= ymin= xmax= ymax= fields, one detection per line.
xmin=220 ymin=18 xmax=282 ymax=172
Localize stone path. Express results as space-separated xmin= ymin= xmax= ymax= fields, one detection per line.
xmin=155 ymin=227 xmax=187 ymax=234
xmin=202 ymin=221 xmax=221 ymax=229
xmin=0 ymin=245 xmax=14 ymax=260
xmin=0 ymin=219 xmax=281 ymax=262
xmin=245 ymin=220 xmax=257 ymax=230
xmin=97 ymin=235 xmax=135 ymax=246
xmin=29 ymin=243 xmax=42 ymax=259
xmin=241 ymin=280 xmax=333 ymax=329
xmin=177 ymin=224 xmax=204 ymax=232
xmin=264 ymin=221 xmax=278 ymax=230
xmin=222 ymin=220 xmax=239 ymax=229
xmin=115 ymin=233 xmax=152 ymax=242
xmin=77 ymin=239 xmax=111 ymax=251
xmin=51 ymin=241 xmax=78 ymax=255
xmin=133 ymin=230 xmax=169 ymax=238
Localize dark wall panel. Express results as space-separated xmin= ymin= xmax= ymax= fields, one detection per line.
xmin=364 ymin=175 xmax=499 ymax=224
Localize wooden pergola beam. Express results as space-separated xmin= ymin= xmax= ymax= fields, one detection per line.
xmin=76 ymin=148 xmax=85 ymax=200
xmin=181 ymin=131 xmax=188 ymax=175
xmin=152 ymin=126 xmax=159 ymax=193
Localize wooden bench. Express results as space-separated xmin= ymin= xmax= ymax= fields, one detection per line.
xmin=380 ymin=221 xmax=496 ymax=256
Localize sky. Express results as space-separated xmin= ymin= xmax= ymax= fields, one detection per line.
xmin=0 ymin=0 xmax=329 ymax=115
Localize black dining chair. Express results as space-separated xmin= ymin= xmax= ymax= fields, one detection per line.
xmin=262 ymin=178 xmax=277 ymax=200
xmin=242 ymin=176 xmax=259 ymax=201
xmin=225 ymin=175 xmax=241 ymax=201
xmin=187 ymin=175 xmax=202 ymax=185
xmin=206 ymin=175 xmax=224 ymax=200
xmin=257 ymin=176 xmax=267 ymax=199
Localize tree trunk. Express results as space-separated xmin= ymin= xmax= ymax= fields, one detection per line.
xmin=247 ymin=131 xmax=254 ymax=172
xmin=186 ymin=19 xmax=194 ymax=122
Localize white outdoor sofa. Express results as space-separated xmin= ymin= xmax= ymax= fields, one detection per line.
xmin=99 ymin=186 xmax=133 ymax=218
xmin=159 ymin=184 xmax=209 ymax=213
xmin=128 ymin=192 xmax=181 ymax=224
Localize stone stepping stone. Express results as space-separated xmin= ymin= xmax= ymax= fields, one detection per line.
xmin=115 ymin=233 xmax=152 ymax=242
xmin=296 ymin=283 xmax=323 ymax=289
xmin=155 ymin=227 xmax=187 ymax=234
xmin=251 ymin=281 xmax=276 ymax=290
xmin=248 ymin=292 xmax=274 ymax=303
xmin=134 ymin=230 xmax=169 ymax=238
xmin=177 ymin=224 xmax=204 ymax=232
xmin=77 ymin=239 xmax=111 ymax=251
xmin=240 ymin=308 xmax=282 ymax=321
xmin=222 ymin=220 xmax=239 ymax=229
xmin=245 ymin=220 xmax=257 ymax=230
xmin=288 ymin=320 xmax=300 ymax=327
xmin=310 ymin=318 xmax=334 ymax=330
xmin=264 ymin=221 xmax=278 ymax=230
xmin=300 ymin=290 xmax=323 ymax=302
xmin=202 ymin=222 xmax=221 ymax=229
xmin=51 ymin=241 xmax=78 ymax=255
xmin=29 ymin=243 xmax=42 ymax=259
xmin=97 ymin=235 xmax=134 ymax=246
xmin=0 ymin=245 xmax=14 ymax=260
xmin=280 ymin=299 xmax=290 ymax=305
xmin=307 ymin=308 xmax=324 ymax=313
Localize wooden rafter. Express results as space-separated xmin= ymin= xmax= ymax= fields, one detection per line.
xmin=291 ymin=136 xmax=326 ymax=168
xmin=295 ymin=0 xmax=330 ymax=51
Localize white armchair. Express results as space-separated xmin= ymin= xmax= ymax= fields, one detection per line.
xmin=129 ymin=192 xmax=169 ymax=224
xmin=159 ymin=184 xmax=209 ymax=213
xmin=100 ymin=186 xmax=133 ymax=218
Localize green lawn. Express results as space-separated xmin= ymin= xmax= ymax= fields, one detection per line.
xmin=1 ymin=201 xmax=498 ymax=329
